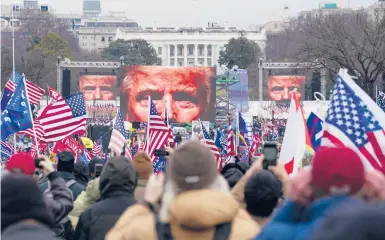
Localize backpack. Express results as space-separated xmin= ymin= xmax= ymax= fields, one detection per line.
xmin=43 ymin=179 xmax=77 ymax=240
xmin=155 ymin=213 xmax=232 ymax=240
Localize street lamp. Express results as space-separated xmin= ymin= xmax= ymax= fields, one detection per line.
xmin=56 ymin=56 xmax=62 ymax=93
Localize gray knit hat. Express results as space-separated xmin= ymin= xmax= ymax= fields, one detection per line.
xmin=167 ymin=141 xmax=217 ymax=191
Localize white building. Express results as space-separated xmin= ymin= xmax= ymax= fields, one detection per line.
xmin=115 ymin=25 xmax=266 ymax=67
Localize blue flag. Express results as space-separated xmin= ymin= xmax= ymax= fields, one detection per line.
xmin=306 ymin=112 xmax=323 ymax=151
xmin=1 ymin=72 xmax=24 ymax=111
xmin=1 ymin=76 xmax=33 ymax=141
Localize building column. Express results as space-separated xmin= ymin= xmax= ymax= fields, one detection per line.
xmin=194 ymin=44 xmax=198 ymax=65
xmin=204 ymin=44 xmax=208 ymax=66
xmin=184 ymin=44 xmax=187 ymax=66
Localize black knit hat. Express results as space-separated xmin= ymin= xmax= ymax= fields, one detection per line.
xmin=1 ymin=173 xmax=54 ymax=230
xmin=244 ymin=170 xmax=283 ymax=217
xmin=57 ymin=151 xmax=75 ymax=173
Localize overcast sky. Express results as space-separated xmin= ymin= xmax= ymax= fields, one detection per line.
xmin=3 ymin=0 xmax=377 ymax=28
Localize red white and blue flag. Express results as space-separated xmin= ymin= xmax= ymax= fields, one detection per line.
xmin=225 ymin=120 xmax=236 ymax=165
xmin=201 ymin=121 xmax=223 ymax=171
xmin=321 ymin=69 xmax=385 ymax=173
xmin=108 ymin=110 xmax=132 ymax=160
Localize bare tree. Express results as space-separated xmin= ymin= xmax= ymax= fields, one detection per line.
xmin=287 ymin=11 xmax=385 ymax=98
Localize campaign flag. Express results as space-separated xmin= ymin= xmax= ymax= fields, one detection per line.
xmin=108 ymin=110 xmax=131 ymax=160
xmin=201 ymin=122 xmax=222 ymax=171
xmin=48 ymin=86 xmax=63 ymax=101
xmin=1 ymin=141 xmax=14 ymax=161
xmin=1 ymin=76 xmax=34 ymax=141
xmin=1 ymin=72 xmax=23 ymax=111
xmin=53 ymin=137 xmax=82 ymax=158
xmin=215 ymin=129 xmax=227 ymax=160
xmin=3 ymin=72 xmax=44 ymax=106
xmin=306 ymin=112 xmax=324 ymax=152
xmin=321 ymin=69 xmax=385 ymax=173
xmin=38 ymin=93 xmax=87 ymax=142
xmin=279 ymin=93 xmax=314 ymax=175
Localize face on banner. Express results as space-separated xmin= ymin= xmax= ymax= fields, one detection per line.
xmin=120 ymin=66 xmax=216 ymax=123
xmin=267 ymin=76 xmax=305 ymax=101
xmin=79 ymin=75 xmax=117 ymax=101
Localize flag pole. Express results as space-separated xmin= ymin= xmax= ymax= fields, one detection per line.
xmin=235 ymin=111 xmax=239 ymax=155
xmin=376 ymin=86 xmax=378 ymax=104
xmin=165 ymin=99 xmax=171 ymax=147
xmin=22 ymin=74 xmax=40 ymax=155
xmin=145 ymin=95 xmax=151 ymax=154
xmin=11 ymin=6 xmax=17 ymax=150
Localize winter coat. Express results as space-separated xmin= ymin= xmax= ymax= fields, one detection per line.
xmin=2 ymin=220 xmax=60 ymax=240
xmin=39 ymin=171 xmax=85 ymax=201
xmin=43 ymin=172 xmax=74 ymax=223
xmin=255 ymin=196 xmax=362 ymax=240
xmin=73 ymin=156 xmax=137 ymax=240
xmin=68 ymin=177 xmax=100 ymax=228
xmin=106 ymin=189 xmax=260 ymax=240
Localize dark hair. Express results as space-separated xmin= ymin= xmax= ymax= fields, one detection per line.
xmin=244 ymin=170 xmax=282 ymax=217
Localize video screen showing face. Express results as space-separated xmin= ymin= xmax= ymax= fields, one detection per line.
xmin=77 ymin=71 xmax=117 ymax=101
xmin=120 ymin=66 xmax=216 ymax=123
xmin=267 ymin=75 xmax=305 ymax=101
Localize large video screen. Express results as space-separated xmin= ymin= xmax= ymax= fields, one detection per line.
xmin=267 ymin=75 xmax=305 ymax=101
xmin=73 ymin=68 xmax=117 ymax=101
xmin=120 ymin=66 xmax=216 ymax=123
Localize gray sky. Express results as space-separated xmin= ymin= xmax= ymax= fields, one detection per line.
xmin=4 ymin=0 xmax=376 ymax=29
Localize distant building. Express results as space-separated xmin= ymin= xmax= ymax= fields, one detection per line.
xmin=83 ymin=0 xmax=101 ymax=18
xmin=299 ymin=3 xmax=354 ymax=19
xmin=114 ymin=24 xmax=266 ymax=67
xmin=78 ymin=12 xmax=139 ymax=52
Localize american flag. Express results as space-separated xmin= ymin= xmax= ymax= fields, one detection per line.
xmin=92 ymin=139 xmax=102 ymax=157
xmin=200 ymin=122 xmax=223 ymax=171
xmin=108 ymin=110 xmax=132 ymax=160
xmin=38 ymin=93 xmax=87 ymax=143
xmin=48 ymin=86 xmax=63 ymax=102
xmin=248 ymin=133 xmax=261 ymax=159
xmin=144 ymin=99 xmax=170 ymax=163
xmin=225 ymin=120 xmax=236 ymax=165
xmin=29 ymin=144 xmax=38 ymax=159
xmin=18 ymin=119 xmax=45 ymax=140
xmin=1 ymin=141 xmax=14 ymax=161
xmin=5 ymin=72 xmax=45 ymax=105
xmin=321 ymin=70 xmax=385 ymax=173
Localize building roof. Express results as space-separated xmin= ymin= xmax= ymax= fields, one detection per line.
xmin=83 ymin=0 xmax=101 ymax=11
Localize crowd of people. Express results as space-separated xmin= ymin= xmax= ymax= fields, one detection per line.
xmin=2 ymin=140 xmax=385 ymax=240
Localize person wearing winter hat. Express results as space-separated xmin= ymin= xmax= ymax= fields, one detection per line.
xmin=255 ymin=146 xmax=366 ymax=240
xmin=39 ymin=151 xmax=85 ymax=201
xmin=107 ymin=140 xmax=259 ymax=240
xmin=69 ymin=157 xmax=105 ymax=229
xmin=6 ymin=153 xmax=36 ymax=175
xmin=221 ymin=162 xmax=248 ymax=188
xmin=1 ymin=173 xmax=59 ymax=239
xmin=132 ymin=152 xmax=153 ymax=201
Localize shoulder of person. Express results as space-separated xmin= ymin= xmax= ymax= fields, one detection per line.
xmin=106 ymin=204 xmax=156 ymax=240
xmin=229 ymin=208 xmax=260 ymax=240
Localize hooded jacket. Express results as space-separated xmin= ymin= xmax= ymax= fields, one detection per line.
xmin=255 ymin=196 xmax=362 ymax=240
xmin=73 ymin=156 xmax=137 ymax=240
xmin=106 ymin=176 xmax=259 ymax=240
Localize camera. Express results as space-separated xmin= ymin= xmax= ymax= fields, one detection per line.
xmin=94 ymin=163 xmax=103 ymax=178
xmin=34 ymin=157 xmax=45 ymax=169
xmin=154 ymin=149 xmax=169 ymax=157
xmin=262 ymin=142 xmax=278 ymax=170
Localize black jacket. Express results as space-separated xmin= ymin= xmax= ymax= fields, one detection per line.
xmin=43 ymin=172 xmax=74 ymax=223
xmin=74 ymin=156 xmax=137 ymax=240
xmin=2 ymin=220 xmax=61 ymax=240
xmin=39 ymin=171 xmax=85 ymax=201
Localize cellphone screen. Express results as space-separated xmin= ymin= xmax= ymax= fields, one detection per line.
xmin=263 ymin=147 xmax=278 ymax=161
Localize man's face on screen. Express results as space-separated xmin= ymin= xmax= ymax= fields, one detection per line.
xmin=79 ymin=75 xmax=116 ymax=101
xmin=268 ymin=76 xmax=302 ymax=101
xmin=129 ymin=71 xmax=202 ymax=122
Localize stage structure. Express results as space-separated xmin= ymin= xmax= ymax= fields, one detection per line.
xmin=56 ymin=56 xmax=124 ymax=94
xmin=215 ymin=65 xmax=240 ymax=124
xmin=257 ymin=60 xmax=326 ymax=101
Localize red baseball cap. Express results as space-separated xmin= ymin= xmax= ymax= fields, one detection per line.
xmin=6 ymin=153 xmax=36 ymax=175
xmin=311 ymin=146 xmax=365 ymax=195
